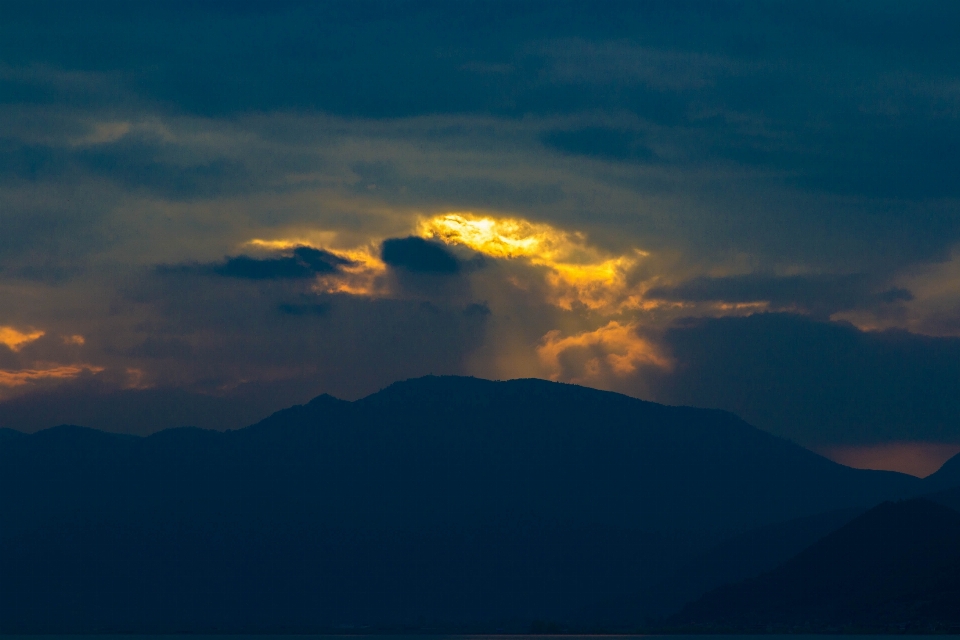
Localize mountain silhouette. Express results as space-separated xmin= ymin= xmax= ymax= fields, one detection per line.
xmin=0 ymin=427 xmax=25 ymax=442
xmin=0 ymin=376 xmax=923 ymax=632
xmin=923 ymin=450 xmax=960 ymax=491
xmin=645 ymin=506 xmax=864 ymax=616
xmin=674 ymin=498 xmax=960 ymax=632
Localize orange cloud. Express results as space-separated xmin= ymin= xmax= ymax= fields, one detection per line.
xmin=0 ymin=326 xmax=45 ymax=352
xmin=244 ymin=238 xmax=388 ymax=297
xmin=537 ymin=321 xmax=670 ymax=383
xmin=419 ymin=212 xmax=645 ymax=311
xmin=243 ymin=213 xmax=652 ymax=310
xmin=63 ymin=334 xmax=86 ymax=346
xmin=312 ymin=247 xmax=388 ymax=297
xmin=0 ymin=364 xmax=104 ymax=388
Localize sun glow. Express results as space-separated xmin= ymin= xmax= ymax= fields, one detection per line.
xmin=312 ymin=246 xmax=388 ymax=296
xmin=537 ymin=321 xmax=670 ymax=383
xmin=419 ymin=213 xmax=646 ymax=310
xmin=244 ymin=237 xmax=388 ymax=296
xmin=242 ymin=213 xmax=654 ymax=311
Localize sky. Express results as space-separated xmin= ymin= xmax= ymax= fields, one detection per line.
xmin=2 ymin=1 xmax=960 ymax=475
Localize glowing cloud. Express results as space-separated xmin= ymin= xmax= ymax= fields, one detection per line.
xmin=0 ymin=364 xmax=104 ymax=388
xmin=418 ymin=213 xmax=645 ymax=310
xmin=0 ymin=326 xmax=45 ymax=352
xmin=537 ymin=321 xmax=670 ymax=383
xmin=243 ymin=213 xmax=650 ymax=309
xmin=244 ymin=238 xmax=388 ymax=296
xmin=245 ymin=236 xmax=337 ymax=252
xmin=311 ymin=246 xmax=388 ymax=296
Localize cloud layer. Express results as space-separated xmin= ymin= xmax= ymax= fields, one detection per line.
xmin=3 ymin=2 xmax=960 ymax=458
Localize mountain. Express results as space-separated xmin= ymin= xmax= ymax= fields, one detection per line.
xmin=674 ymin=498 xmax=960 ymax=632
xmin=0 ymin=375 xmax=922 ymax=632
xmin=0 ymin=427 xmax=25 ymax=442
xmin=923 ymin=450 xmax=960 ymax=491
xmin=645 ymin=506 xmax=864 ymax=616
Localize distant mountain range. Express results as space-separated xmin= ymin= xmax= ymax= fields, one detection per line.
xmin=0 ymin=375 xmax=956 ymax=632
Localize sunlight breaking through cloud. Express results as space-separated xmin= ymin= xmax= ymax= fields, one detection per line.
xmin=243 ymin=211 xmax=652 ymax=311
xmin=238 ymin=213 xmax=669 ymax=389
xmin=536 ymin=321 xmax=670 ymax=383
xmin=419 ymin=212 xmax=646 ymax=310
xmin=244 ymin=237 xmax=388 ymax=296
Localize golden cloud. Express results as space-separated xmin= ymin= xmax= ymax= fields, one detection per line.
xmin=536 ymin=321 xmax=670 ymax=384
xmin=0 ymin=326 xmax=45 ymax=352
xmin=244 ymin=237 xmax=388 ymax=297
xmin=0 ymin=364 xmax=104 ymax=388
xmin=418 ymin=213 xmax=646 ymax=311
xmin=242 ymin=212 xmax=652 ymax=311
xmin=313 ymin=247 xmax=388 ymax=296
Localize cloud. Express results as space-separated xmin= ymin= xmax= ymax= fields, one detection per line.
xmin=843 ymin=247 xmax=960 ymax=336
xmin=419 ymin=212 xmax=646 ymax=311
xmin=72 ymin=262 xmax=492 ymax=405
xmin=649 ymin=313 xmax=960 ymax=448
xmin=0 ymin=326 xmax=45 ymax=352
xmin=0 ymin=364 xmax=103 ymax=391
xmin=381 ymin=236 xmax=460 ymax=273
xmin=541 ymin=127 xmax=656 ymax=163
xmin=537 ymin=321 xmax=669 ymax=385
xmin=243 ymin=210 xmax=650 ymax=311
xmin=161 ymin=246 xmax=354 ymax=280
xmin=646 ymin=273 xmax=913 ymax=318
xmin=4 ymin=1 xmax=960 ymax=451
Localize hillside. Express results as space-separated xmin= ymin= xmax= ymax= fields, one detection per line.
xmin=674 ymin=498 xmax=960 ymax=632
xmin=0 ymin=375 xmax=922 ymax=632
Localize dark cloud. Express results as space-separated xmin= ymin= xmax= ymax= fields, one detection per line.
xmin=541 ymin=127 xmax=657 ymax=162
xmin=76 ymin=142 xmax=254 ymax=199
xmin=3 ymin=0 xmax=960 ymax=455
xmin=100 ymin=266 xmax=490 ymax=405
xmin=0 ymin=139 xmax=68 ymax=183
xmin=160 ymin=247 xmax=353 ymax=280
xmin=124 ymin=336 xmax=194 ymax=359
xmin=649 ymin=313 xmax=960 ymax=448
xmin=0 ymin=345 xmax=20 ymax=369
xmin=349 ymin=160 xmax=566 ymax=210
xmin=277 ymin=301 xmax=330 ymax=316
xmin=646 ymin=273 xmax=913 ymax=317
xmin=382 ymin=237 xmax=460 ymax=274
xmin=464 ymin=302 xmax=491 ymax=318
xmin=0 ymin=275 xmax=491 ymax=434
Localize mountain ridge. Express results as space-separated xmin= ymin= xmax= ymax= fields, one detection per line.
xmin=673 ymin=498 xmax=960 ymax=632
xmin=0 ymin=375 xmax=931 ymax=631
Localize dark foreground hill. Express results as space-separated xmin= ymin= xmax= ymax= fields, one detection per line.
xmin=645 ymin=506 xmax=865 ymax=616
xmin=674 ymin=498 xmax=960 ymax=632
xmin=0 ymin=376 xmax=921 ymax=632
